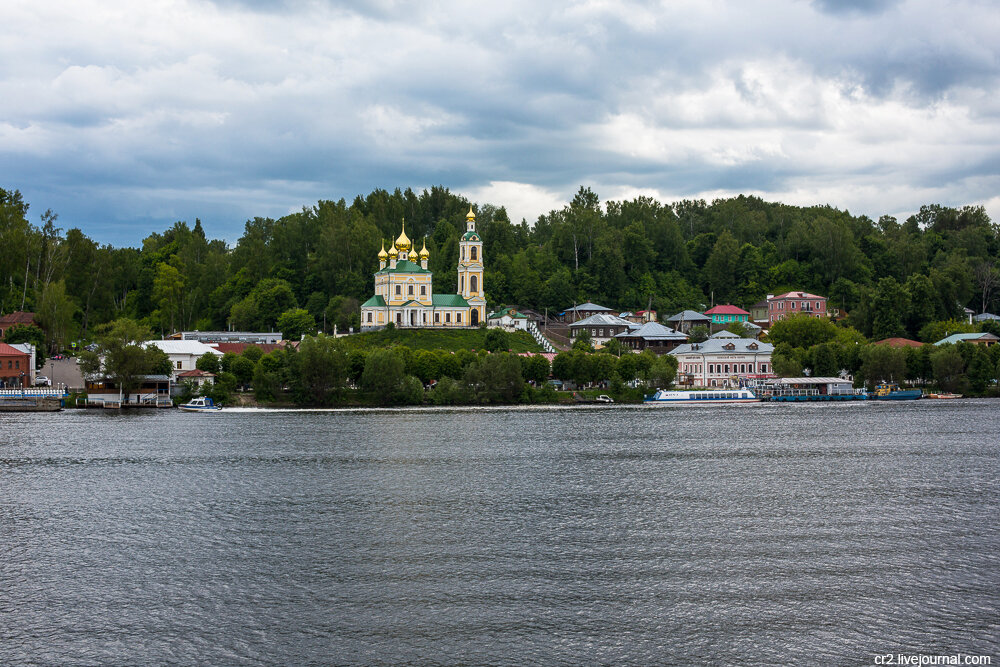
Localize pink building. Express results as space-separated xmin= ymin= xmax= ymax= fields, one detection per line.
xmin=767 ymin=292 xmax=827 ymax=325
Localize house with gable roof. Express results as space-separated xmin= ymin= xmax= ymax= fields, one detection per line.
xmin=670 ymin=331 xmax=774 ymax=388
xmin=613 ymin=321 xmax=687 ymax=354
xmin=767 ymin=292 xmax=828 ymax=324
xmin=568 ymin=313 xmax=638 ymax=346
xmin=487 ymin=307 xmax=529 ymax=331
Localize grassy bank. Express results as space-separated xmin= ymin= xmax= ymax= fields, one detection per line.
xmin=338 ymin=327 xmax=543 ymax=353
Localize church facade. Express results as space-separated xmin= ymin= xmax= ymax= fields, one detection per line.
xmin=360 ymin=208 xmax=486 ymax=329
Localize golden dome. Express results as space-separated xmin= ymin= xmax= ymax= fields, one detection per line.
xmin=408 ymin=248 xmax=418 ymax=262
xmin=394 ymin=220 xmax=411 ymax=253
xmin=419 ymin=239 xmax=429 ymax=260
xmin=377 ymin=240 xmax=388 ymax=260
xmin=466 ymin=206 xmax=475 ymax=221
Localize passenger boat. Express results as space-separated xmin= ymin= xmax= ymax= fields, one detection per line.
xmin=870 ymin=383 xmax=922 ymax=400
xmin=178 ymin=396 xmax=223 ymax=412
xmin=644 ymin=388 xmax=760 ymax=404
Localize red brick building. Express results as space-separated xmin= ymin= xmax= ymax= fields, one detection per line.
xmin=767 ymin=292 xmax=827 ymax=325
xmin=0 ymin=342 xmax=32 ymax=388
xmin=0 ymin=311 xmax=37 ymax=339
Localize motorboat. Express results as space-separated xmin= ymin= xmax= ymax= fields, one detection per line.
xmin=178 ymin=396 xmax=223 ymax=412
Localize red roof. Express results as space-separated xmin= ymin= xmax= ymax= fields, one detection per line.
xmin=772 ymin=292 xmax=826 ymax=300
xmin=177 ymin=369 xmax=216 ymax=377
xmin=0 ymin=311 xmax=36 ymax=325
xmin=0 ymin=342 xmax=31 ymax=356
xmin=704 ymin=305 xmax=750 ymax=315
xmin=210 ymin=343 xmax=285 ymax=355
xmin=875 ymin=337 xmax=925 ymax=348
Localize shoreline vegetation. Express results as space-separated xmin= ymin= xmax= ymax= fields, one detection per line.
xmin=3 ymin=184 xmax=999 ymax=404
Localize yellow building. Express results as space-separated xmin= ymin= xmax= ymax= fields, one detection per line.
xmin=361 ymin=208 xmax=486 ymax=328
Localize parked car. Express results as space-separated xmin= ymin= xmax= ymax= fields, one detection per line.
xmin=595 ymin=395 xmax=614 ymax=403
xmin=35 ymin=376 xmax=51 ymax=387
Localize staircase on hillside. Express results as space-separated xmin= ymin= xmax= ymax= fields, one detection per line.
xmin=536 ymin=322 xmax=572 ymax=351
xmin=527 ymin=321 xmax=557 ymax=353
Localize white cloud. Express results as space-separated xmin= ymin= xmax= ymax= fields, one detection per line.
xmin=462 ymin=181 xmax=568 ymax=225
xmin=1 ymin=0 xmax=999 ymax=243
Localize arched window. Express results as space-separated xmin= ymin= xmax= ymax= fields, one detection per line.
xmin=471 ymin=247 xmax=478 ymax=260
xmin=470 ymin=275 xmax=477 ymax=293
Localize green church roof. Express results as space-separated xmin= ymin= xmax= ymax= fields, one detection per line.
xmin=361 ymin=295 xmax=386 ymax=308
xmin=461 ymin=231 xmax=481 ymax=241
xmin=377 ymin=260 xmax=430 ymax=274
xmin=432 ymin=294 xmax=470 ymax=307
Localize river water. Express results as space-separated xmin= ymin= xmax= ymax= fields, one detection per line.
xmin=1 ymin=401 xmax=998 ymax=665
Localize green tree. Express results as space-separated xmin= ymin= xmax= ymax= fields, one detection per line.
xmin=36 ymin=280 xmax=78 ymax=352
xmin=646 ymin=354 xmax=678 ymax=389
xmin=860 ymin=344 xmax=907 ymax=389
xmin=293 ymin=334 xmax=347 ymax=404
xmin=483 ymin=328 xmax=511 ymax=353
xmin=152 ymin=261 xmax=185 ymax=333
xmin=230 ymin=355 xmax=255 ymax=390
xmin=870 ymin=277 xmax=908 ymax=340
xmin=83 ymin=318 xmax=163 ymax=403
xmin=522 ymin=354 xmax=551 ymax=385
xmin=361 ymin=348 xmax=408 ymax=405
xmin=196 ymin=352 xmax=221 ymax=374
xmin=3 ymin=323 xmax=47 ymax=367
xmin=688 ymin=325 xmax=709 ymax=343
xmin=767 ymin=315 xmax=838 ymax=349
xmin=464 ymin=353 xmax=524 ymax=403
xmin=277 ymin=308 xmax=316 ymax=341
xmin=931 ymin=346 xmax=966 ymax=392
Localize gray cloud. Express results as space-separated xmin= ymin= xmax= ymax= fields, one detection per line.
xmin=1 ymin=0 xmax=998 ymax=244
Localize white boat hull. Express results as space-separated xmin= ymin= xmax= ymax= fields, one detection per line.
xmin=645 ymin=389 xmax=760 ymax=404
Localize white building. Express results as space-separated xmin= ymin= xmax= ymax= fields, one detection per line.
xmin=145 ymin=340 xmax=223 ymax=381
xmin=670 ymin=331 xmax=774 ymax=388
xmin=487 ymin=307 xmax=530 ymax=331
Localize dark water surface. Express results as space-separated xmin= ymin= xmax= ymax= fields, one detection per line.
xmin=1 ymin=401 xmax=998 ymax=665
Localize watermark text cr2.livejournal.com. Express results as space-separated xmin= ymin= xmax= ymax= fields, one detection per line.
xmin=874 ymin=655 xmax=992 ymax=666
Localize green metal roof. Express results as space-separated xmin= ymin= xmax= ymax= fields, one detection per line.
xmin=361 ymin=295 xmax=386 ymax=308
xmin=376 ymin=260 xmax=430 ymax=274
xmin=432 ymin=294 xmax=470 ymax=307
xmin=461 ymin=231 xmax=481 ymax=241
xmin=488 ymin=307 xmax=526 ymax=319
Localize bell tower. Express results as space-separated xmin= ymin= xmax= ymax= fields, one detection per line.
xmin=457 ymin=207 xmax=485 ymax=325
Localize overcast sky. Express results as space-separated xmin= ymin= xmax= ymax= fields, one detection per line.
xmin=3 ymin=0 xmax=999 ymax=246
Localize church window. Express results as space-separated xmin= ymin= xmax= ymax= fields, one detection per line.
xmin=396 ymin=313 xmax=402 ymax=324
xmin=421 ymin=286 xmax=426 ymax=296
xmin=470 ymin=275 xmax=477 ymax=293
xmin=471 ymin=247 xmax=477 ymax=261
xmin=367 ymin=312 xmax=372 ymax=322
xmin=395 ymin=285 xmax=401 ymax=296
xmin=457 ymin=313 xmax=462 ymax=323
xmin=408 ymin=285 xmax=414 ymax=296
xmin=446 ymin=313 xmax=451 ymax=323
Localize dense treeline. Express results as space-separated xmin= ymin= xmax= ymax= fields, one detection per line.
xmin=3 ymin=184 xmax=999 ymax=355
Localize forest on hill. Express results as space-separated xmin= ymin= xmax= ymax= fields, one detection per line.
xmin=2 ymin=184 xmax=999 ymax=353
